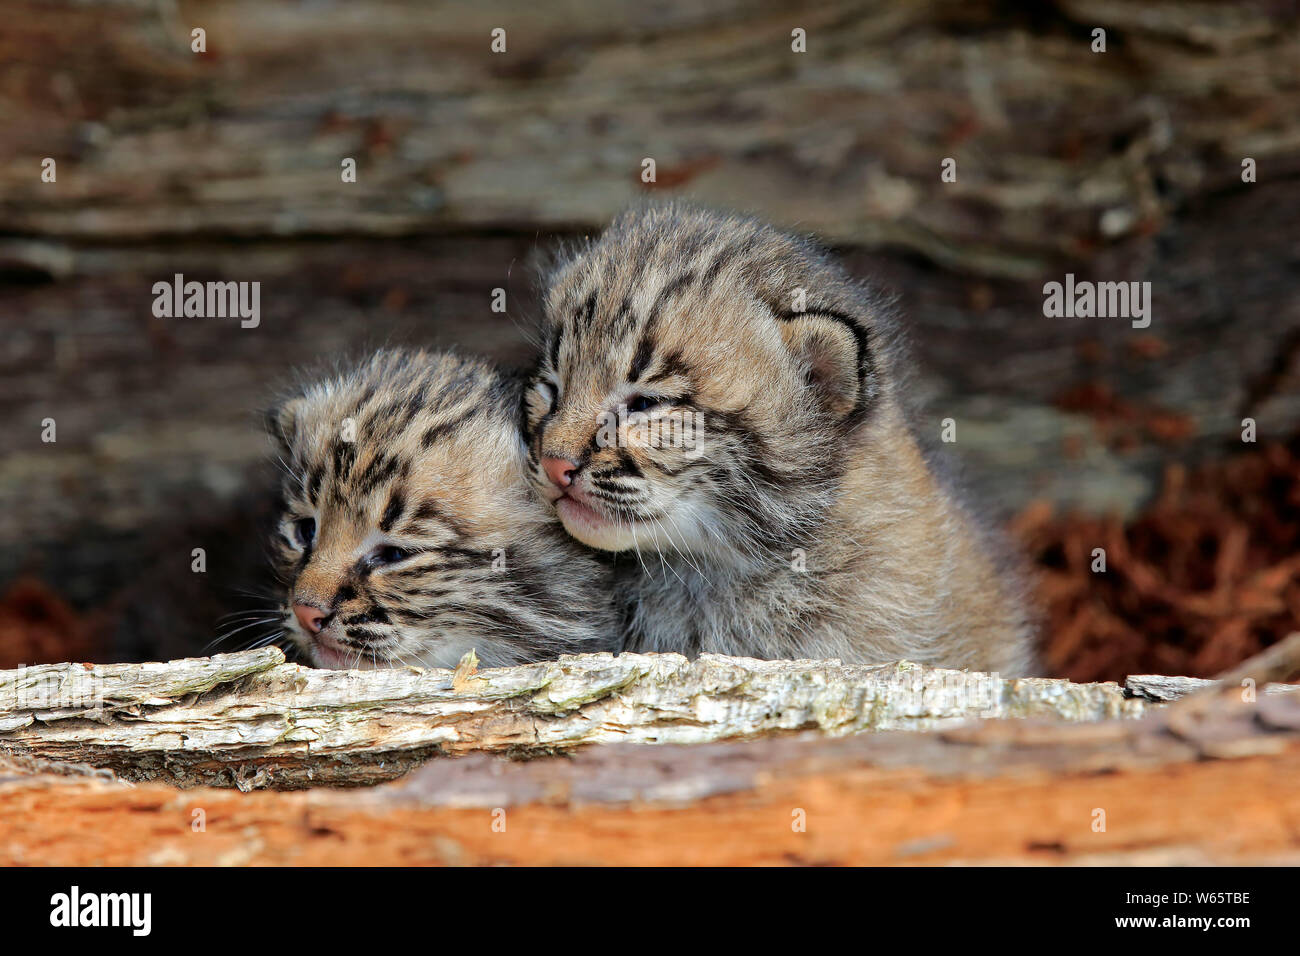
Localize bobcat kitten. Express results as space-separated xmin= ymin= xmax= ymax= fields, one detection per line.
xmin=267 ymin=349 xmax=618 ymax=669
xmin=524 ymin=204 xmax=1037 ymax=674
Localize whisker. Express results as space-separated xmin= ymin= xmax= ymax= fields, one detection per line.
xmin=207 ymin=616 xmax=284 ymax=652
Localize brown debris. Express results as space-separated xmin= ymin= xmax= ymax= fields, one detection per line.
xmin=1053 ymin=381 xmax=1196 ymax=449
xmin=1019 ymin=436 xmax=1300 ymax=682
xmin=0 ymin=577 xmax=95 ymax=670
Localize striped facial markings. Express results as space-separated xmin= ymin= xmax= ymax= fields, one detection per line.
xmin=378 ymin=488 xmax=406 ymax=532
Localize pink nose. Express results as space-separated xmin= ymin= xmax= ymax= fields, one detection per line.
xmin=293 ymin=602 xmax=327 ymax=634
xmin=542 ymin=456 xmax=577 ymax=489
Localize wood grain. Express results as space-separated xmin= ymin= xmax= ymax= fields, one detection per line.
xmin=4 ymin=677 xmax=1299 ymax=865
xmin=0 ymin=647 xmax=1160 ymax=788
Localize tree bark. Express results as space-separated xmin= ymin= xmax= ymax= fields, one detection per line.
xmin=0 ymin=647 xmax=1155 ymax=788
xmin=3 ymin=663 xmax=1299 ymax=865
xmin=3 ymin=646 xmax=1296 ymax=790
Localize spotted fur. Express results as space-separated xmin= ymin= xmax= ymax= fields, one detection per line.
xmin=524 ymin=204 xmax=1038 ymax=674
xmin=267 ymin=349 xmax=618 ymax=669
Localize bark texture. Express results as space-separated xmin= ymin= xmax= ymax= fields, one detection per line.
xmin=0 ymin=647 xmax=1165 ymax=788
xmin=3 ymin=671 xmax=1299 ymax=865
xmin=4 ymin=646 xmax=1297 ymax=789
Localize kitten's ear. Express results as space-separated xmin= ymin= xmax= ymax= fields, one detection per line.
xmin=779 ymin=315 xmax=862 ymax=420
xmin=265 ymin=397 xmax=305 ymax=455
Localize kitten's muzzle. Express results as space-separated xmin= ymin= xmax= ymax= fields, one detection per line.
xmin=293 ymin=601 xmax=332 ymax=635
xmin=541 ymin=455 xmax=578 ymax=490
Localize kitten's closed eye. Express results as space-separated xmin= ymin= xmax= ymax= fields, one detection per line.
xmin=524 ymin=378 xmax=558 ymax=431
xmin=534 ymin=380 xmax=556 ymax=411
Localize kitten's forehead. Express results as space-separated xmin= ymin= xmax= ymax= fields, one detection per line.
xmin=531 ymin=205 xmax=893 ymax=450
xmin=548 ymin=252 xmax=785 ymax=402
xmin=283 ymin=350 xmax=522 ymax=532
xmin=548 ymin=207 xmax=788 ymax=338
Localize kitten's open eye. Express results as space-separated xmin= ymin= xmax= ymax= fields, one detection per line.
xmin=625 ymin=394 xmax=661 ymax=414
xmin=367 ymin=545 xmax=410 ymax=569
xmin=293 ymin=517 xmax=316 ymax=548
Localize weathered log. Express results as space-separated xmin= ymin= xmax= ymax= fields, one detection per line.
xmin=0 ymin=647 xmax=1167 ymax=788
xmin=4 ymin=670 xmax=1300 ymax=865
xmin=5 ymin=645 xmax=1298 ymax=790
xmin=1125 ymin=674 xmax=1300 ymax=701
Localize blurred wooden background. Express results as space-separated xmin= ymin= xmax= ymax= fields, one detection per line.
xmin=1 ymin=0 xmax=1298 ymax=665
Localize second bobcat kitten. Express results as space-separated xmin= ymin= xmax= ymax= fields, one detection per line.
xmin=524 ymin=204 xmax=1037 ymax=675
xmin=266 ymin=349 xmax=618 ymax=669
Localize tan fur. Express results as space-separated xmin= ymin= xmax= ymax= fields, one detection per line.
xmin=267 ymin=349 xmax=618 ymax=669
xmin=525 ymin=204 xmax=1039 ymax=674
